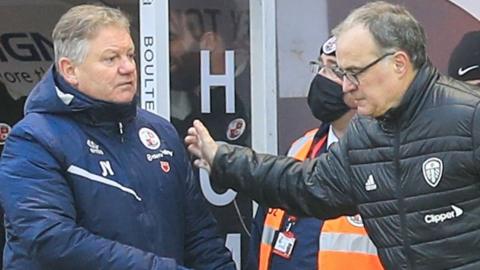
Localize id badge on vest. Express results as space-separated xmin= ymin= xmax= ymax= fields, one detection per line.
xmin=272 ymin=231 xmax=296 ymax=259
xmin=272 ymin=216 xmax=297 ymax=259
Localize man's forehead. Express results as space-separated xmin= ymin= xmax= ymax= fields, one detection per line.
xmin=89 ymin=26 xmax=134 ymax=52
xmin=335 ymin=26 xmax=377 ymax=68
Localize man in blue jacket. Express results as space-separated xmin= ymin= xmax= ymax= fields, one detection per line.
xmin=0 ymin=4 xmax=234 ymax=270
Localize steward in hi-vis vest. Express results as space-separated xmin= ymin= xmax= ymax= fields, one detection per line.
xmin=259 ymin=127 xmax=382 ymax=270
xmin=247 ymin=36 xmax=383 ymax=270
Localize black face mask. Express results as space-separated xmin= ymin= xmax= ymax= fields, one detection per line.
xmin=307 ymin=74 xmax=350 ymax=122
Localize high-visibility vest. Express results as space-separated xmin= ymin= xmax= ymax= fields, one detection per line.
xmin=259 ymin=128 xmax=383 ymax=270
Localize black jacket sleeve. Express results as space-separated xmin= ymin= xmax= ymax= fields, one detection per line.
xmin=210 ymin=142 xmax=357 ymax=220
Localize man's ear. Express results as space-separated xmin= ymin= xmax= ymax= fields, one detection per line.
xmin=393 ymin=51 xmax=410 ymax=75
xmin=57 ymin=57 xmax=79 ymax=86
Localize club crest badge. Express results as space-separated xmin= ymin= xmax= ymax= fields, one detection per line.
xmin=422 ymin=157 xmax=443 ymax=188
xmin=160 ymin=161 xmax=170 ymax=173
xmin=0 ymin=123 xmax=12 ymax=145
xmin=226 ymin=118 xmax=246 ymax=141
xmin=346 ymin=214 xmax=364 ymax=227
xmin=139 ymin=127 xmax=161 ymax=150
xmin=322 ymin=36 xmax=336 ymax=55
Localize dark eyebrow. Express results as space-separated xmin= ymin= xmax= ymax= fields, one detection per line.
xmin=342 ymin=65 xmax=362 ymax=73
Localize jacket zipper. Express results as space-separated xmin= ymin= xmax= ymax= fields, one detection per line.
xmin=118 ymin=122 xmax=125 ymax=143
xmin=394 ymin=125 xmax=414 ymax=269
xmin=116 ymin=127 xmax=154 ymax=249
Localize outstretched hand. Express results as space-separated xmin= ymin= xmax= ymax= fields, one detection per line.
xmin=185 ymin=120 xmax=218 ymax=173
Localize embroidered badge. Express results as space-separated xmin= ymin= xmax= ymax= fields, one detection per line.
xmin=160 ymin=161 xmax=170 ymax=173
xmin=0 ymin=123 xmax=12 ymax=145
xmin=139 ymin=127 xmax=161 ymax=150
xmin=422 ymin=157 xmax=443 ymax=188
xmin=87 ymin=139 xmax=104 ymax=155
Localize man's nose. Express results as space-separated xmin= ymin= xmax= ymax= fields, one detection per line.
xmin=119 ymin=57 xmax=136 ymax=74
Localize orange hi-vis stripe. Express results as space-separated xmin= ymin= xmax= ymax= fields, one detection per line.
xmin=259 ymin=128 xmax=384 ymax=269
xmin=318 ymin=216 xmax=383 ymax=269
xmin=259 ymin=208 xmax=285 ymax=270
xmin=260 ymin=129 xmax=321 ymax=270
xmin=286 ymin=128 xmax=319 ymax=159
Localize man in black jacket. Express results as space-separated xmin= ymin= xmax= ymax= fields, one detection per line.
xmin=185 ymin=1 xmax=480 ymax=269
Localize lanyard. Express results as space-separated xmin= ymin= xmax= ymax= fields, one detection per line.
xmin=309 ymin=134 xmax=328 ymax=159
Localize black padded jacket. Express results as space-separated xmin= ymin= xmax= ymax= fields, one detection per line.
xmin=211 ymin=63 xmax=480 ymax=270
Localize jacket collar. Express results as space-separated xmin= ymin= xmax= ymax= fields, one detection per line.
xmin=53 ymin=71 xmax=137 ymax=125
xmin=376 ymin=62 xmax=439 ymax=132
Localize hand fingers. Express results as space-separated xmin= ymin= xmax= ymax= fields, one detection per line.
xmin=187 ymin=144 xmax=203 ymax=159
xmin=193 ymin=120 xmax=213 ymax=142
xmin=184 ymin=134 xmax=198 ymax=145
xmin=186 ymin=126 xmax=198 ymax=137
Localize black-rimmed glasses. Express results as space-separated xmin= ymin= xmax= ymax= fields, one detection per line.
xmin=333 ymin=52 xmax=395 ymax=86
xmin=309 ymin=60 xmax=344 ymax=79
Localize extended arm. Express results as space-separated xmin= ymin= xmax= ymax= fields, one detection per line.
xmin=185 ymin=120 xmax=357 ymax=220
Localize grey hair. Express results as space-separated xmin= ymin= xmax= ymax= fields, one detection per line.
xmin=332 ymin=1 xmax=426 ymax=69
xmin=52 ymin=4 xmax=130 ymax=69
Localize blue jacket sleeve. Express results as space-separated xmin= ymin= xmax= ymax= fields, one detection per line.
xmin=181 ymin=150 xmax=236 ymax=269
xmin=0 ymin=128 xmax=190 ymax=270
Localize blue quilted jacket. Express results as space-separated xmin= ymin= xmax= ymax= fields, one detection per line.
xmin=0 ymin=67 xmax=234 ymax=269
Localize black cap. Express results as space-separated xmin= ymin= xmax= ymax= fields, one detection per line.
xmin=448 ymin=31 xmax=480 ymax=81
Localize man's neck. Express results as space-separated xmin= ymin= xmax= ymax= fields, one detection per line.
xmin=331 ymin=110 xmax=355 ymax=139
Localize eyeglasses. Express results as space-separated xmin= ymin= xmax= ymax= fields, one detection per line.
xmin=334 ymin=52 xmax=395 ymax=86
xmin=309 ymin=60 xmax=344 ymax=79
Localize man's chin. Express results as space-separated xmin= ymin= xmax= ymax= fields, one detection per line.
xmin=111 ymin=91 xmax=137 ymax=104
xmin=356 ymin=106 xmax=373 ymax=117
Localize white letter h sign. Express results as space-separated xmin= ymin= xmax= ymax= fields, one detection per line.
xmin=200 ymin=50 xmax=235 ymax=113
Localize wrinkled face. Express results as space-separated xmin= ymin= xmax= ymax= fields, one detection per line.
xmin=336 ymin=25 xmax=400 ymax=117
xmin=73 ymin=25 xmax=137 ymax=103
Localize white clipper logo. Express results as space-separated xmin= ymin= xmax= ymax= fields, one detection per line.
xmin=422 ymin=157 xmax=443 ymax=187
xmin=424 ymin=205 xmax=463 ymax=224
